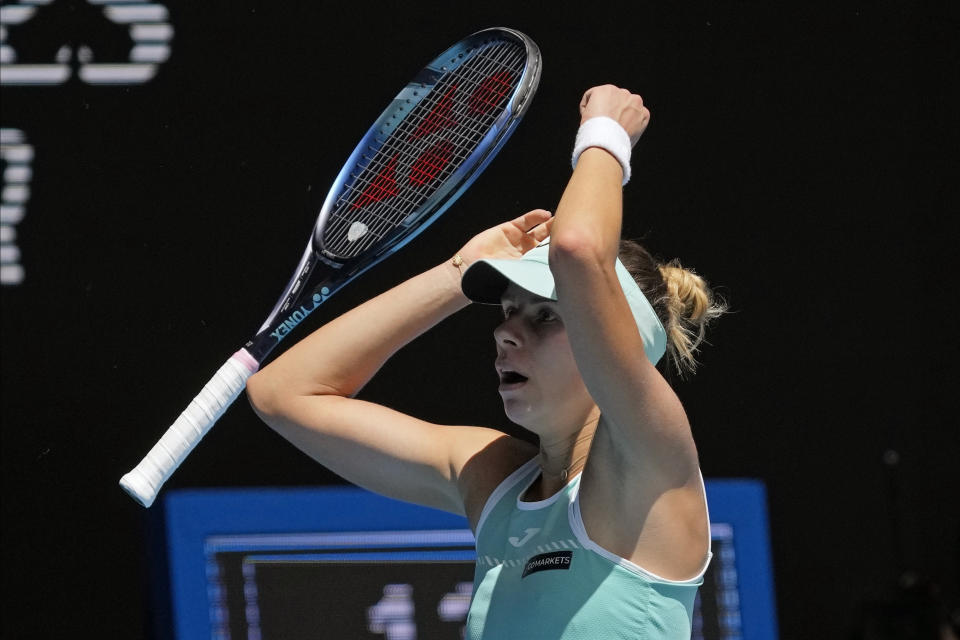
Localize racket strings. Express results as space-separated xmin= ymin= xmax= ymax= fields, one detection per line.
xmin=349 ymin=45 xmax=521 ymax=247
xmin=322 ymin=40 xmax=527 ymax=257
xmin=350 ymin=43 xmax=522 ymax=215
xmin=334 ymin=42 xmax=523 ymax=237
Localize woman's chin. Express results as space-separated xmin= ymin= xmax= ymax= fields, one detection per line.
xmin=501 ymin=390 xmax=597 ymax=436
xmin=501 ymin=400 xmax=546 ymax=434
xmin=502 ymin=399 xmax=532 ymax=426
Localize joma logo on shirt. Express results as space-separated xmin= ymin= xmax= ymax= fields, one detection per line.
xmin=508 ymin=528 xmax=540 ymax=547
xmin=522 ymin=551 xmax=573 ymax=578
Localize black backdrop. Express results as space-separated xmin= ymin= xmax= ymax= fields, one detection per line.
xmin=2 ymin=1 xmax=957 ymax=637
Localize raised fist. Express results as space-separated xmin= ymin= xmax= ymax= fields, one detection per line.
xmin=579 ymin=85 xmax=650 ymax=146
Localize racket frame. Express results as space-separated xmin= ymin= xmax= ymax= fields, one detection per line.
xmin=247 ymin=27 xmax=541 ymax=363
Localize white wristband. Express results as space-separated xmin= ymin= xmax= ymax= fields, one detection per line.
xmin=571 ymin=116 xmax=632 ymax=185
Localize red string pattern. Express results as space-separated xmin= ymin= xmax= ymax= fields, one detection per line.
xmin=408 ymin=84 xmax=459 ymax=140
xmin=409 ymin=141 xmax=455 ymax=186
xmin=350 ymin=155 xmax=398 ymax=209
xmin=351 ymin=64 xmax=514 ymax=210
xmin=469 ymin=70 xmax=513 ymax=114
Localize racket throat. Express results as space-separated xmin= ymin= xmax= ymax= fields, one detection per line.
xmin=248 ymin=251 xmax=346 ymax=362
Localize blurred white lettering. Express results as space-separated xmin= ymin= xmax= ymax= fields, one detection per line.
xmin=368 ymin=583 xmax=417 ymax=640
xmin=0 ymin=0 xmax=173 ymax=86
xmin=0 ymin=128 xmax=31 ymax=285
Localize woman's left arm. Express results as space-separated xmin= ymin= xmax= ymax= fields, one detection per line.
xmin=549 ymin=86 xmax=699 ymax=484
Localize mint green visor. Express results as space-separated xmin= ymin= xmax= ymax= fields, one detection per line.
xmin=460 ymin=241 xmax=667 ymax=365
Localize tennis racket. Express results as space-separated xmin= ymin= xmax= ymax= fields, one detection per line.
xmin=120 ymin=27 xmax=542 ymax=507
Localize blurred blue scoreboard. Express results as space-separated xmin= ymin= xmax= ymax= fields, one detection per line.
xmin=149 ymin=480 xmax=777 ymax=639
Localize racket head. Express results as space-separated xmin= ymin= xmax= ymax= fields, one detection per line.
xmin=312 ymin=27 xmax=541 ymax=267
xmin=250 ymin=28 xmax=540 ymax=359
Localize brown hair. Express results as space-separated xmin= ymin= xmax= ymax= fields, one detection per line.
xmin=618 ymin=239 xmax=726 ymax=377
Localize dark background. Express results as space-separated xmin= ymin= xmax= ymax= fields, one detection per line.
xmin=2 ymin=0 xmax=957 ymax=637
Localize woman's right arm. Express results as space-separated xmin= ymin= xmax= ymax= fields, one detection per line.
xmin=246 ymin=210 xmax=550 ymax=519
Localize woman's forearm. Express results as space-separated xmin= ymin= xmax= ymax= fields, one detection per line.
xmin=550 ymin=148 xmax=624 ymax=260
xmin=249 ymin=259 xmax=469 ymax=407
xmin=550 ymin=85 xmax=650 ymax=263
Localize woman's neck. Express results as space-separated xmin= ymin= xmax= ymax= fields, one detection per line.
xmin=531 ymin=412 xmax=600 ymax=499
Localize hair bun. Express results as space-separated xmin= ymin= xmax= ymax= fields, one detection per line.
xmin=658 ymin=260 xmax=725 ymax=376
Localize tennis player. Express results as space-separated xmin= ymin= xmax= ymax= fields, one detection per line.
xmin=247 ymin=84 xmax=724 ymax=639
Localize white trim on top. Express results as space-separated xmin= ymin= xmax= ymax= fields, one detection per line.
xmin=567 ymin=470 xmax=714 ymax=586
xmin=474 ymin=457 xmax=539 ymax=540
xmin=515 ymin=467 xmax=583 ymax=511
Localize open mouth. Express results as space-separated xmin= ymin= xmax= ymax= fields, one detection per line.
xmin=499 ymin=370 xmax=528 ymax=386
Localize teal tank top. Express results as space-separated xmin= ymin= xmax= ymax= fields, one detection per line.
xmin=465 ymin=458 xmax=711 ymax=639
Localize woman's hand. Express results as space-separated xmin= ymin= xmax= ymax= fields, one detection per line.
xmin=579 ymin=85 xmax=651 ymax=146
xmin=455 ymin=209 xmax=553 ymax=270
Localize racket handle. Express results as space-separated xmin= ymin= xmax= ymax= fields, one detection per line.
xmin=119 ymin=349 xmax=259 ymax=507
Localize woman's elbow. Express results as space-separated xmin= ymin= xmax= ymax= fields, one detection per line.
xmin=549 ymin=232 xmax=609 ymax=277
xmin=245 ymin=370 xmax=283 ymax=420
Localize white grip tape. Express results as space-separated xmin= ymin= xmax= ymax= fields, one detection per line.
xmin=119 ymin=350 xmax=258 ymax=507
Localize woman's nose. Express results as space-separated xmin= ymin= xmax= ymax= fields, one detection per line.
xmin=494 ymin=317 xmax=522 ymax=348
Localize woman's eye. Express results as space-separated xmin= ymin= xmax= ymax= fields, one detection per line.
xmin=536 ymin=309 xmax=556 ymax=322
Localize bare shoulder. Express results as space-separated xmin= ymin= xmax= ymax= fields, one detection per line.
xmin=452 ymin=429 xmax=538 ymax=532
